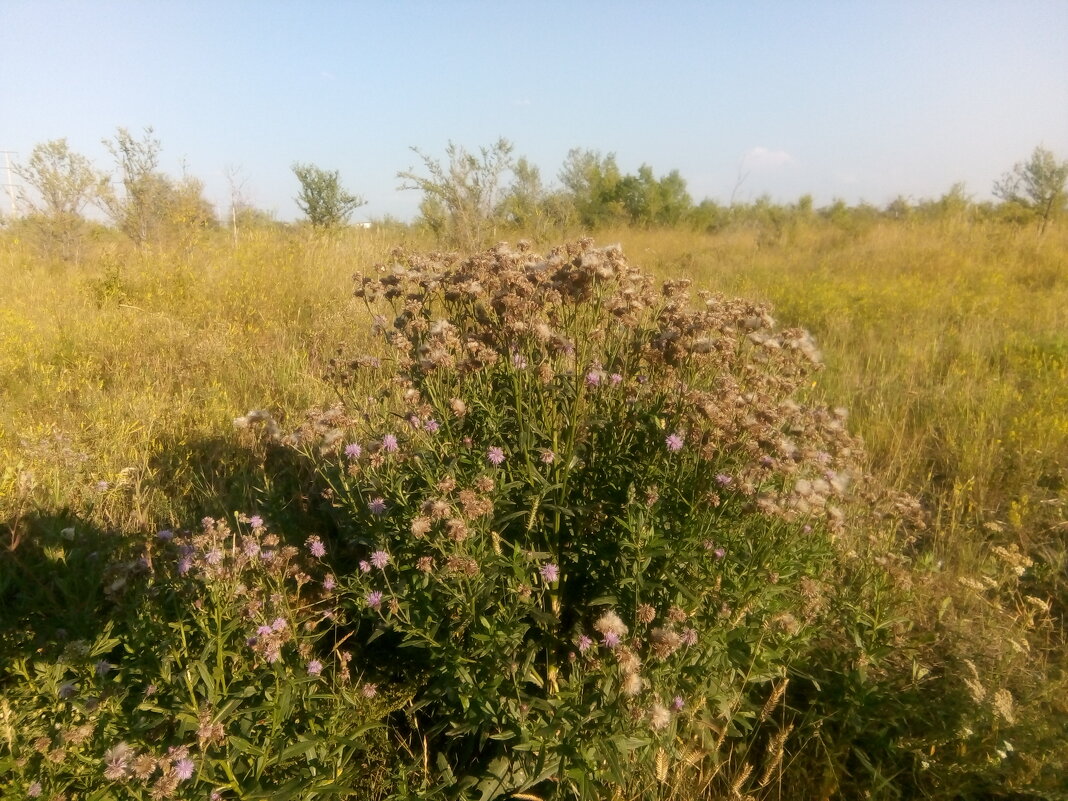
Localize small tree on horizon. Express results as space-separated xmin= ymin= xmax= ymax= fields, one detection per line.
xmin=993 ymin=146 xmax=1068 ymax=233
xmin=398 ymin=138 xmax=515 ymax=250
xmin=291 ymin=163 xmax=365 ymax=228
xmin=13 ymin=138 xmax=108 ymax=262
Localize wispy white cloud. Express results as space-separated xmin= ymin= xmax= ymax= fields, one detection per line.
xmin=743 ymin=147 xmax=794 ymax=169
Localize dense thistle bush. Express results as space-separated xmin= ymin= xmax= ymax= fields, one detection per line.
xmin=1 ymin=516 xmax=389 ymax=800
xmin=301 ymin=239 xmax=874 ymax=798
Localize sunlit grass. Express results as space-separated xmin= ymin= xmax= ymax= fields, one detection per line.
xmin=1 ymin=217 xmax=1065 ymax=798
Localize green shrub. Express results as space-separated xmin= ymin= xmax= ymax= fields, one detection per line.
xmin=1 ymin=515 xmax=390 ymax=800
xmin=300 ymin=239 xmax=872 ymax=798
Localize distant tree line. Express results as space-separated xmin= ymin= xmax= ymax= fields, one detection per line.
xmin=4 ymin=128 xmax=1066 ymax=262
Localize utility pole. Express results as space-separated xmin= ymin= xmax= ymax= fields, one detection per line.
xmin=1 ymin=151 xmax=18 ymax=217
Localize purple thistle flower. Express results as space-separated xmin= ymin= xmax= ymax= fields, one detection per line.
xmin=307 ymin=536 xmax=326 ymax=558
xmin=307 ymin=659 xmax=323 ymax=676
xmin=576 ymin=634 xmax=593 ymax=653
xmin=540 ymin=563 xmax=560 ymax=582
xmin=673 ymin=695 xmax=685 ymax=711
xmin=271 ymin=617 xmax=287 ymax=632
xmin=407 ymin=414 xmax=421 ymax=429
xmin=205 ymin=549 xmax=222 ymax=566
xmin=359 ymin=560 xmax=371 ymax=573
xmin=423 ymin=418 xmax=440 ymax=433
xmin=178 ymin=556 xmax=193 ymax=575
xmin=370 ymin=550 xmax=389 ymax=569
xmin=58 ymin=681 xmax=76 ymax=699
xmin=511 ymin=352 xmax=528 ymax=369
xmin=381 ymin=434 xmax=399 ymax=453
xmin=361 ymin=682 xmax=378 ymax=698
xmin=248 ymin=515 xmax=264 ymax=529
xmin=713 ymin=547 xmax=726 ymax=560
xmin=602 ymin=631 xmax=621 ymax=649
xmin=585 ymin=370 xmax=601 ymax=386
xmin=174 ymin=758 xmax=195 ymax=781
xmin=323 ymin=574 xmax=337 ymax=590
xmin=540 ymin=449 xmax=556 ymax=464
xmin=715 ymin=473 xmax=733 ymax=487
xmin=27 ymin=782 xmax=42 ymax=798
xmin=157 ymin=529 xmax=174 ymax=541
xmin=366 ymin=591 xmax=383 ymax=610
xmin=95 ymin=660 xmax=113 ymax=677
xmin=487 ymin=446 xmax=505 ymax=466
xmin=345 ymin=442 xmax=362 ymax=460
xmin=665 ymin=433 xmax=684 ymax=452
xmin=368 ymin=497 xmax=387 ymax=516
xmin=610 ymin=373 xmax=623 ymax=385
xmin=257 ymin=625 xmax=272 ymax=637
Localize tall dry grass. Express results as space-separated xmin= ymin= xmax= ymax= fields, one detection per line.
xmin=1 ymin=217 xmax=1065 ymax=797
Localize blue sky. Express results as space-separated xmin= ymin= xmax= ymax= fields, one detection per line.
xmin=2 ymin=0 xmax=1066 ymax=221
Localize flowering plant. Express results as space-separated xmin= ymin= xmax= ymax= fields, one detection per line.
xmin=308 ymin=240 xmax=863 ymax=798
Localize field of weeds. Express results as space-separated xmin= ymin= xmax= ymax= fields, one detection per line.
xmin=2 ymin=218 xmax=1066 ymax=799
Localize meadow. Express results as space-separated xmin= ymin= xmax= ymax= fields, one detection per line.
xmin=1 ymin=215 xmax=1065 ymax=799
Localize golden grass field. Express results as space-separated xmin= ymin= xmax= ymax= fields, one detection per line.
xmin=2 ymin=216 xmax=1066 ymax=796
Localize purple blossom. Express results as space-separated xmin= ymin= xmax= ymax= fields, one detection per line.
xmin=487 ymin=446 xmax=506 ymax=466
xmin=673 ymin=695 xmax=685 ymax=711
xmin=359 ymin=560 xmax=371 ymax=573
xmin=205 ymin=549 xmax=223 ymax=566
xmin=602 ymin=631 xmax=621 ymax=649
xmin=345 ymin=442 xmax=362 ymax=460
xmin=381 ymin=434 xmax=399 ymax=453
xmin=366 ymin=591 xmax=383 ymax=610
xmin=248 ymin=515 xmax=264 ymax=529
xmin=368 ymin=497 xmax=387 ymax=516
xmin=323 ymin=574 xmax=337 ymax=591
xmin=665 ymin=433 xmax=684 ymax=452
xmin=715 ymin=473 xmax=733 ymax=487
xmin=307 ymin=536 xmax=326 ymax=558
xmin=370 ymin=550 xmax=390 ymax=569
xmin=261 ymin=549 xmax=276 ymax=563
xmin=713 ymin=547 xmax=726 ymax=560
xmin=174 ymin=758 xmax=195 ymax=781
xmin=540 ymin=449 xmax=556 ymax=464
xmin=423 ymin=418 xmax=440 ymax=433
xmin=157 ymin=529 xmax=174 ymax=541
xmin=407 ymin=414 xmax=421 ymax=429
xmin=540 ymin=563 xmax=560 ymax=582
xmin=256 ymin=625 xmax=272 ymax=637
xmin=95 ymin=660 xmax=113 ymax=677
xmin=511 ymin=352 xmax=528 ymax=369
xmin=610 ymin=373 xmax=623 ymax=385
xmin=58 ymin=681 xmax=76 ymax=699
xmin=307 ymin=659 xmax=323 ymax=676
xmin=576 ymin=634 xmax=593 ymax=653
xmin=361 ymin=682 xmax=378 ymax=698
xmin=271 ymin=617 xmax=287 ymax=632
xmin=178 ymin=556 xmax=193 ymax=575
xmin=27 ymin=782 xmax=42 ymax=798
xmin=243 ymin=539 xmax=261 ymax=558
xmin=585 ymin=370 xmax=602 ymax=386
